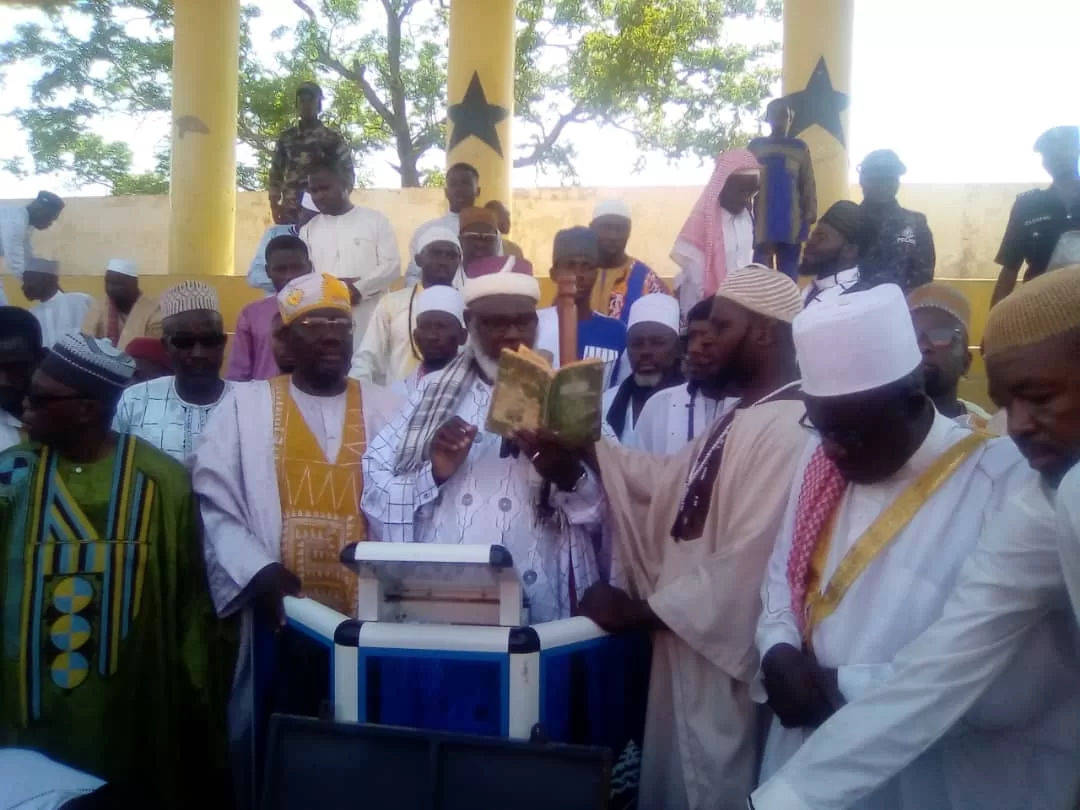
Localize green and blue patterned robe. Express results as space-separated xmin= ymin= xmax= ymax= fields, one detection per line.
xmin=0 ymin=434 xmax=229 ymax=807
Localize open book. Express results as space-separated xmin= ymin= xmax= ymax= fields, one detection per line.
xmin=485 ymin=346 xmax=605 ymax=445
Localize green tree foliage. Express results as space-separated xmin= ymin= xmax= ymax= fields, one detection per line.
xmin=0 ymin=0 xmax=779 ymax=194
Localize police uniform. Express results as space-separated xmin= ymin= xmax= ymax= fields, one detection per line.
xmin=995 ymin=187 xmax=1079 ymax=283
xmin=996 ymin=125 xmax=1080 ymax=283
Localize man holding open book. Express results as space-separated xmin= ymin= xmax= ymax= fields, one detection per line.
xmin=361 ymin=271 xmax=604 ymax=623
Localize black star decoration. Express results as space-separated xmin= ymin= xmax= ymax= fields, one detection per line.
xmin=783 ymin=56 xmax=849 ymax=147
xmin=448 ymin=71 xmax=510 ymax=157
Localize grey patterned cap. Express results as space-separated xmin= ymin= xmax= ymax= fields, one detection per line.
xmin=39 ymin=333 xmax=135 ymax=404
xmin=159 ymin=280 xmax=220 ymax=319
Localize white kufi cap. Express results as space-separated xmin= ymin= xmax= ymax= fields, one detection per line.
xmin=627 ymin=293 xmax=680 ymax=335
xmin=106 ymin=258 xmax=138 ymax=277
xmin=591 ymin=199 xmax=632 ymax=221
xmin=415 ymin=285 xmax=465 ymax=326
xmin=463 ymin=272 xmax=540 ymax=305
xmin=416 ymin=226 xmax=461 ymax=254
xmin=794 ymin=283 xmax=922 ymax=398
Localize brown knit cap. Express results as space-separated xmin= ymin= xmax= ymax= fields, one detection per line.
xmin=983 ymin=265 xmax=1080 ymax=358
xmin=908 ymin=282 xmax=972 ymax=334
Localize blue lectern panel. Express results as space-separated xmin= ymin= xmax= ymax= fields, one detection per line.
xmin=361 ymin=653 xmax=508 ymax=737
xmin=539 ymin=632 xmax=650 ymax=810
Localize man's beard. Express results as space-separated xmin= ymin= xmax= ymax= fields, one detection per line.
xmin=633 ymin=372 xmax=663 ymax=388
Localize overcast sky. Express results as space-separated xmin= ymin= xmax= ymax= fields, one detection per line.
xmin=0 ymin=0 xmax=1077 ymax=196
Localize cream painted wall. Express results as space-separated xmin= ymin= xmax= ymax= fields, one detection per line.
xmin=6 ymin=182 xmax=1034 ymax=282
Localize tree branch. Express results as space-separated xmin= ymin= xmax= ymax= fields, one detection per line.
xmin=291 ymin=0 xmax=397 ymax=127
xmin=381 ymin=0 xmax=410 ymax=141
xmin=512 ymin=105 xmax=583 ymax=169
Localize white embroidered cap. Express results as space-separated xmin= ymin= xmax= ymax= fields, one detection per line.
xmin=106 ymin=258 xmax=138 ymax=277
xmin=794 ymin=283 xmax=922 ymax=398
xmin=627 ymin=292 xmax=680 ymax=335
xmin=415 ymin=285 xmax=465 ymax=326
xmin=159 ymin=280 xmax=221 ymax=319
xmin=416 ymin=226 xmax=461 ymax=254
xmin=463 ymin=271 xmax=540 ymax=305
xmin=591 ymin=199 xmax=632 ymax=222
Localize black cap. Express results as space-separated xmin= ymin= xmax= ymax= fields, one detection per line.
xmin=1034 ymin=126 xmax=1079 ymax=155
xmin=820 ymin=200 xmax=867 ymax=246
xmin=858 ymin=150 xmax=906 ymax=179
xmin=296 ymin=81 xmax=323 ymax=99
xmin=34 ymin=191 xmax=64 ymax=210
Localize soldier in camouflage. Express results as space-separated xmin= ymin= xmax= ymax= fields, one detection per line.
xmin=268 ymin=82 xmax=356 ymax=225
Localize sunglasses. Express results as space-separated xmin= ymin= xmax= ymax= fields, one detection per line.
xmin=294 ymin=315 xmax=353 ymax=332
xmin=461 ymin=232 xmax=498 ymax=242
xmin=798 ymin=412 xmax=870 ymax=450
xmin=26 ymin=391 xmax=86 ymax=408
xmin=916 ymin=327 xmax=962 ymax=349
xmin=168 ymin=333 xmax=228 ymax=350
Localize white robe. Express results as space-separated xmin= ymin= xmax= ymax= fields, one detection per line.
xmin=193 ymin=378 xmax=402 ymax=617
xmin=756 ymin=412 xmax=1037 ymax=809
xmin=0 ymin=409 xmax=22 ymax=453
xmin=752 ymin=473 xmax=1080 ymax=810
xmin=802 ymin=267 xmax=860 ymax=308
xmin=631 ymin=383 xmax=735 ymax=455
xmin=113 ymin=376 xmax=232 ymax=463
xmin=601 ymin=385 xmax=636 ymax=446
xmin=674 ymin=207 xmax=753 ymax=318
xmin=300 ymin=206 xmax=402 ymax=349
xmin=0 ymin=204 xmax=32 ymax=305
xmin=0 ymin=749 xmax=104 ymax=809
xmin=361 ymin=375 xmax=603 ymax=623
xmin=31 ymin=291 xmax=94 ymax=349
xmin=596 ymin=396 xmax=809 ymax=810
xmin=1056 ymin=462 xmax=1080 ymax=626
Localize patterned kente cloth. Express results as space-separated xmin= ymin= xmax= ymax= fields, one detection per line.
xmin=270 ymin=376 xmax=367 ymax=615
xmin=0 ymin=435 xmax=227 ymax=807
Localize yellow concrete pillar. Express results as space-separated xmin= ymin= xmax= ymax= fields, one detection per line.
xmin=446 ymin=0 xmax=515 ymax=207
xmin=782 ymin=0 xmax=854 ymax=215
xmin=169 ymin=0 xmax=240 ymax=276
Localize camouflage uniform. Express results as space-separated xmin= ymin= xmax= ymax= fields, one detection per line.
xmin=268 ymin=121 xmax=355 ymax=222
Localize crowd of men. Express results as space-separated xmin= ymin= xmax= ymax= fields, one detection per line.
xmin=0 ymin=81 xmax=1078 ymax=810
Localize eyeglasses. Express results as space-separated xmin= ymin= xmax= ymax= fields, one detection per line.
xmin=294 ymin=315 xmax=353 ymax=333
xmin=799 ymin=412 xmax=869 ymax=450
xmin=168 ymin=333 xmax=228 ymax=350
xmin=461 ymin=232 xmax=498 ymax=242
xmin=916 ymin=327 xmax=962 ymax=349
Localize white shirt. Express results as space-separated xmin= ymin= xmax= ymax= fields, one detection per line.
xmin=287 ymin=381 xmax=347 ymax=461
xmin=802 ymin=267 xmax=860 ymax=307
xmin=0 ymin=409 xmax=22 ymax=453
xmin=361 ymin=374 xmax=603 ymax=623
xmin=632 ymin=382 xmax=736 ymax=455
xmin=300 ymin=206 xmax=402 ymax=348
xmin=752 ymin=474 xmax=1080 ymax=810
xmin=0 ymin=204 xmax=33 ymax=305
xmin=31 ymin=290 xmax=94 ymax=349
xmin=113 ymin=376 xmax=233 ymax=463
xmin=0 ymin=749 xmax=104 ymax=810
xmin=601 ymin=385 xmax=636 ymax=445
xmin=675 ymin=207 xmax=754 ymax=318
xmin=756 ymin=412 xmax=1031 ymax=807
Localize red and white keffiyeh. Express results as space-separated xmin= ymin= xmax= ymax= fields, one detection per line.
xmin=671 ymin=148 xmax=761 ymax=297
xmin=786 ymin=445 xmax=847 ymax=635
